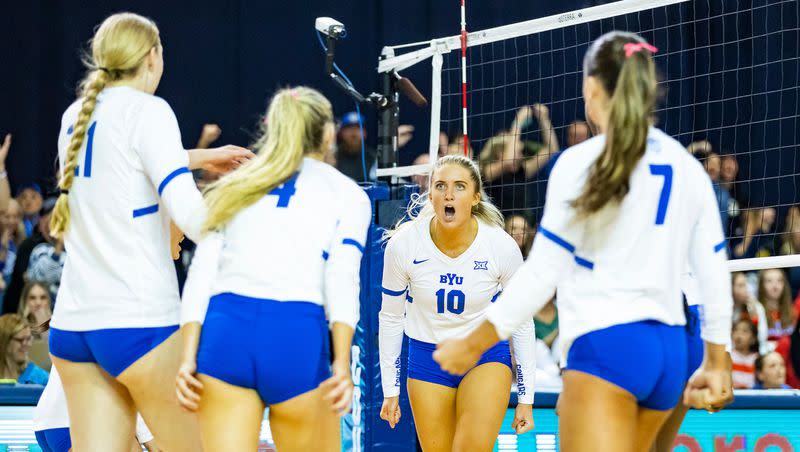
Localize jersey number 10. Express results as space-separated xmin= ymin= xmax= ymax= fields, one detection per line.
xmin=435 ymin=289 xmax=465 ymax=314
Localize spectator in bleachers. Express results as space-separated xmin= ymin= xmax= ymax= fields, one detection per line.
xmin=758 ymin=268 xmax=795 ymax=345
xmin=732 ymin=207 xmax=778 ymax=259
xmin=16 ymin=183 xmax=43 ymax=238
xmin=3 ymin=200 xmax=25 ymax=245
xmin=27 ymin=238 xmax=65 ymax=301
xmin=753 ymin=351 xmax=791 ymax=389
xmin=17 ymin=281 xmax=51 ymax=370
xmin=445 ymin=133 xmax=474 ymax=157
xmin=780 ymin=206 xmax=800 ymax=297
xmin=479 ymin=104 xmax=559 ymax=215
xmin=732 ymin=271 xmax=769 ymax=354
xmin=731 ymin=319 xmax=759 ymax=389
xmin=719 ymin=154 xmax=741 ymax=236
xmin=0 ymin=313 xmax=48 ymax=384
xmin=411 ymin=153 xmax=431 ymax=190
xmin=335 ymin=111 xmax=377 ymax=182
xmin=3 ymin=197 xmax=56 ymax=314
xmin=0 ymin=201 xmax=21 ymax=297
xmin=534 ymin=298 xmax=559 ymax=349
xmin=504 ymin=214 xmax=535 ymax=259
xmin=438 ymin=131 xmax=449 ymax=157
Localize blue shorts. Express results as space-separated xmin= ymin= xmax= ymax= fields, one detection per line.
xmin=565 ymin=320 xmax=688 ymax=411
xmin=49 ymin=325 xmax=178 ymax=377
xmin=35 ymin=427 xmax=71 ymax=452
xmin=197 ymin=293 xmax=331 ymax=405
xmin=407 ymin=337 xmax=511 ymax=388
xmin=686 ymin=305 xmax=704 ymax=380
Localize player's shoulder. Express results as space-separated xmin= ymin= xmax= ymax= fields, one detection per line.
xmin=650 ymin=128 xmax=709 ymax=181
xmin=551 ymin=134 xmax=606 ymax=179
xmin=304 ymin=158 xmax=370 ymax=205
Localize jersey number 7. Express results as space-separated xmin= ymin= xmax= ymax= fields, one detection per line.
xmin=648 ymin=164 xmax=673 ymax=225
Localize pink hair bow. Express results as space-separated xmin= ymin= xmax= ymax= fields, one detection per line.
xmin=624 ymin=42 xmax=658 ymax=58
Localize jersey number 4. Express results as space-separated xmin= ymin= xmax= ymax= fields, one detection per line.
xmin=648 ymin=164 xmax=673 ymax=225
xmin=436 ymin=289 xmax=465 ymax=314
xmin=268 ymin=174 xmax=298 ymax=208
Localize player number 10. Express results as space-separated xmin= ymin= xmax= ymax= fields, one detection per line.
xmin=435 ymin=289 xmax=465 ymax=315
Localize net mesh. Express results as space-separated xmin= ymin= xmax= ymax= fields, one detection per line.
xmin=438 ymin=0 xmax=799 ymax=271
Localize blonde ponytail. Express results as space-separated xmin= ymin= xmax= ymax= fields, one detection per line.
xmin=385 ymin=154 xmax=503 ymax=239
xmin=50 ymin=13 xmax=160 ymax=237
xmin=572 ymin=31 xmax=657 ymax=217
xmin=203 ymin=87 xmax=333 ymax=232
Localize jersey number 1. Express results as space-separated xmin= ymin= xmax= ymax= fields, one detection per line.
xmin=648 ymin=164 xmax=673 ymax=225
xmin=73 ymin=121 xmax=97 ymax=178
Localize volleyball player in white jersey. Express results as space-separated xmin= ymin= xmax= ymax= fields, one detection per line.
xmin=34 ymin=229 xmax=185 ymax=452
xmin=434 ymin=31 xmax=733 ymax=451
xmin=379 ymin=155 xmax=535 ymax=452
xmin=47 ymin=13 xmax=250 ymax=451
xmin=175 ymin=87 xmax=371 ymax=452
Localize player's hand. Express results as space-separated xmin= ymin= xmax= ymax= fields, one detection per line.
xmin=321 ymin=359 xmax=353 ymax=416
xmin=380 ymin=396 xmax=401 ymax=429
xmin=512 ymin=403 xmax=534 ymax=434
xmin=0 ymin=134 xmax=11 ymax=168
xmin=433 ymin=338 xmax=481 ymax=375
xmin=175 ymin=359 xmax=203 ymax=412
xmin=683 ymin=364 xmax=733 ymax=412
xmin=195 ymin=145 xmax=255 ymax=174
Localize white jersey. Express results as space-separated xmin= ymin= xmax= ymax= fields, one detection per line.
xmin=379 ymin=218 xmax=536 ymax=404
xmin=181 ymin=158 xmax=371 ymax=329
xmin=34 ymin=366 xmax=154 ymax=441
xmin=52 ymin=87 xmax=205 ymax=331
xmin=487 ymin=128 xmax=733 ymax=355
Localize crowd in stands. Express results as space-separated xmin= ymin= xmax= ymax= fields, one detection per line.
xmin=0 ymin=103 xmax=797 ymax=393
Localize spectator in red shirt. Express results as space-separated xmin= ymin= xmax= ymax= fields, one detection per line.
xmin=730 ymin=319 xmax=759 ymax=389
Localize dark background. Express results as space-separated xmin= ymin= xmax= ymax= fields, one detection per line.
xmin=0 ymin=0 xmax=797 ymax=210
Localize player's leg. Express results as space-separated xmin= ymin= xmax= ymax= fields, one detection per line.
xmin=113 ymin=328 xmax=203 ymax=452
xmin=196 ymin=374 xmax=265 ymax=451
xmin=407 ymin=378 xmax=458 ymax=452
xmin=267 ymin=385 xmax=338 ymax=452
xmin=637 ymin=322 xmax=691 ymax=451
xmin=648 ymin=402 xmax=688 ymax=452
xmin=652 ymin=304 xmax=703 ymax=452
xmin=559 ymin=370 xmax=639 ymax=452
xmin=53 ymin=356 xmax=136 ymax=452
xmin=452 ymin=362 xmax=512 ymax=452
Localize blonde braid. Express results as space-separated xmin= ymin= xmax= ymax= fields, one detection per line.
xmin=50 ymin=69 xmax=109 ymax=238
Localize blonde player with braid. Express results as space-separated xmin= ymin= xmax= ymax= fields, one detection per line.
xmin=176 ymin=87 xmax=371 ymax=452
xmin=47 ymin=13 xmax=250 ymax=451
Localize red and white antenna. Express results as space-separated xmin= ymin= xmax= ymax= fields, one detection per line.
xmin=460 ymin=0 xmax=469 ymax=157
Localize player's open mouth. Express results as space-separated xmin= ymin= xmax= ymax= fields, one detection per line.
xmin=444 ymin=205 xmax=456 ymax=220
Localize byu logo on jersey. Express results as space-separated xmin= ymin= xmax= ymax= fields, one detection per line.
xmin=474 ymin=260 xmax=488 ymax=270
xmin=439 ymin=273 xmax=463 ymax=286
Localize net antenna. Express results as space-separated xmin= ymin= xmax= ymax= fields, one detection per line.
xmin=315 ymin=17 xmax=428 ymax=176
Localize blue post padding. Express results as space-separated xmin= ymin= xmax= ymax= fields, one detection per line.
xmin=343 ymin=183 xmax=417 ymax=452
